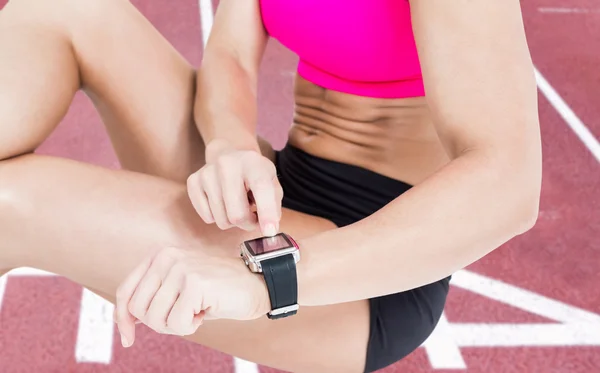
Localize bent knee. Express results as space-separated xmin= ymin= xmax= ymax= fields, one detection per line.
xmin=0 ymin=155 xmax=33 ymax=228
xmin=364 ymin=278 xmax=450 ymax=372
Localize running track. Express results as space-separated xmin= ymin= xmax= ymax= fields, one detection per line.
xmin=0 ymin=1 xmax=599 ymax=372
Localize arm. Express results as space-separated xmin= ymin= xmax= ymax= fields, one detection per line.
xmin=194 ymin=0 xmax=268 ymax=161
xmin=190 ymin=0 xmax=283 ymax=234
xmin=296 ymin=0 xmax=542 ymax=306
xmin=115 ymin=0 xmax=542 ymax=342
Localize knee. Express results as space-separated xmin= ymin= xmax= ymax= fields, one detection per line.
xmin=0 ymin=157 xmax=23 ymax=212
xmin=0 ymin=165 xmax=23 ymax=235
xmin=0 ymin=155 xmax=35 ymax=215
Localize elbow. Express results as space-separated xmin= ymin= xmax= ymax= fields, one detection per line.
xmin=507 ymin=166 xmax=542 ymax=236
xmin=492 ymin=137 xmax=542 ymax=235
xmin=514 ymin=194 xmax=540 ymax=235
xmin=515 ymin=153 xmax=542 ymax=235
xmin=482 ymin=148 xmax=541 ymax=236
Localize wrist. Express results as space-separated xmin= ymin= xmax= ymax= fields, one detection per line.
xmin=205 ymin=137 xmax=260 ymax=163
xmin=295 ymin=238 xmax=314 ymax=307
xmin=255 ymin=272 xmax=272 ymax=316
xmin=241 ymin=233 xmax=302 ymax=319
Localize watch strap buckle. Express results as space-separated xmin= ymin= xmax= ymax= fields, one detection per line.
xmin=268 ymin=304 xmax=299 ymax=319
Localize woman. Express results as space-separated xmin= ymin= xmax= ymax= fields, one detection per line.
xmin=0 ymin=0 xmax=541 ymax=372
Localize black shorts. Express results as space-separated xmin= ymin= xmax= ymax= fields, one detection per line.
xmin=275 ymin=144 xmax=450 ymax=373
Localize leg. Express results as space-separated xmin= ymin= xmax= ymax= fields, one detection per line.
xmin=0 ymin=0 xmax=268 ymax=270
xmin=0 ymin=0 xmax=202 ymax=181
xmin=0 ymin=1 xmax=368 ymax=372
xmin=0 ymin=0 xmax=275 ymax=182
xmin=0 ymin=156 xmax=368 ymax=373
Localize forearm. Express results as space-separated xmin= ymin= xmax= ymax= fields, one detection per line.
xmin=195 ymin=50 xmax=261 ymax=160
xmin=296 ymin=148 xmax=541 ymax=307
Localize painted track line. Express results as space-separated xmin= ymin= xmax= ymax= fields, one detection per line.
xmin=199 ymin=0 xmax=214 ymax=46
xmin=197 ymin=1 xmax=260 ymax=371
xmin=534 ymin=67 xmax=600 ymax=163
xmin=451 ymin=323 xmax=600 ymax=347
xmin=452 ymin=270 xmax=600 ymax=324
xmin=422 ymin=312 xmax=467 ymax=369
xmin=234 ymin=357 xmax=261 ymax=373
xmin=75 ymin=289 xmax=115 ymax=364
xmin=538 ymin=7 xmax=599 ymax=14
xmin=2 ymin=269 xmax=116 ymax=363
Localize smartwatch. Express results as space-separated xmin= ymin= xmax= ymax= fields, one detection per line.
xmin=240 ymin=232 xmax=300 ymax=319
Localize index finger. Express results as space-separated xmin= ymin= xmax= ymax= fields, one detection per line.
xmin=245 ymin=171 xmax=281 ymax=236
xmin=115 ymin=255 xmax=153 ymax=347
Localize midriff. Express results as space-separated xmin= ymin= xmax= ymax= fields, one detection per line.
xmin=287 ymin=75 xmax=450 ymax=186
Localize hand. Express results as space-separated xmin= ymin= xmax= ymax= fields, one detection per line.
xmin=187 ymin=139 xmax=283 ymax=236
xmin=114 ymin=247 xmax=270 ymax=348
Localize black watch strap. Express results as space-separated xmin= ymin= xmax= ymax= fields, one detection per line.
xmin=261 ymin=253 xmax=298 ymax=319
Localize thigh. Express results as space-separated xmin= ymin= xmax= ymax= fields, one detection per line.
xmin=1 ymin=0 xmax=202 ymax=181
xmin=3 ymin=154 xmax=366 ymax=373
xmin=1 ymin=0 xmax=275 ymax=178
xmin=63 ymin=0 xmax=277 ymax=179
xmin=68 ymin=0 xmax=203 ymax=181
xmin=0 ymin=0 xmax=80 ymax=160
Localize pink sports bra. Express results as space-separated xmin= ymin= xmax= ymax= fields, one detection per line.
xmin=259 ymin=0 xmax=424 ymax=99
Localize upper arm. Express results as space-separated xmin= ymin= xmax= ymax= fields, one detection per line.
xmin=204 ymin=0 xmax=268 ymax=78
xmin=409 ymin=0 xmax=540 ymax=159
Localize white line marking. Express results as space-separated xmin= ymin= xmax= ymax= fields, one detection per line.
xmin=234 ymin=358 xmax=260 ymax=373
xmin=199 ymin=0 xmax=214 ymax=47
xmin=451 ymin=270 xmax=600 ymax=324
xmin=423 ymin=270 xmax=600 ymax=369
xmin=75 ymin=289 xmax=115 ymax=364
xmin=534 ymin=68 xmax=600 ymax=163
xmin=451 ymin=323 xmax=600 ymax=347
xmin=422 ymin=312 xmax=467 ymax=369
xmin=0 ymin=274 xmax=7 ymax=312
xmin=538 ymin=7 xmax=598 ymax=14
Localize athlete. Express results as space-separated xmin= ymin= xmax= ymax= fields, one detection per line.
xmin=0 ymin=0 xmax=541 ymax=372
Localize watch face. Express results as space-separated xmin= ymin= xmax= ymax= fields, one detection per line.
xmin=245 ymin=233 xmax=292 ymax=256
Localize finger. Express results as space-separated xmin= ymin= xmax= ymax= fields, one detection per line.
xmin=201 ymin=168 xmax=233 ymax=230
xmin=128 ymin=269 xmax=162 ymax=322
xmin=217 ymin=159 xmax=258 ymax=231
xmin=192 ymin=311 xmax=206 ymax=329
xmin=246 ymin=166 xmax=280 ymax=236
xmin=273 ymin=177 xmax=284 ymax=203
xmin=128 ymin=252 xmax=178 ymax=322
xmin=187 ymin=172 xmax=214 ymax=223
xmin=115 ymin=255 xmax=153 ymax=348
xmin=167 ymin=282 xmax=204 ymax=335
xmin=112 ymin=310 xmax=141 ymax=324
xmin=145 ymin=267 xmax=183 ymax=333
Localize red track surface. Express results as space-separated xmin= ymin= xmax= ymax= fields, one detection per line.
xmin=1 ymin=1 xmax=599 ymax=372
